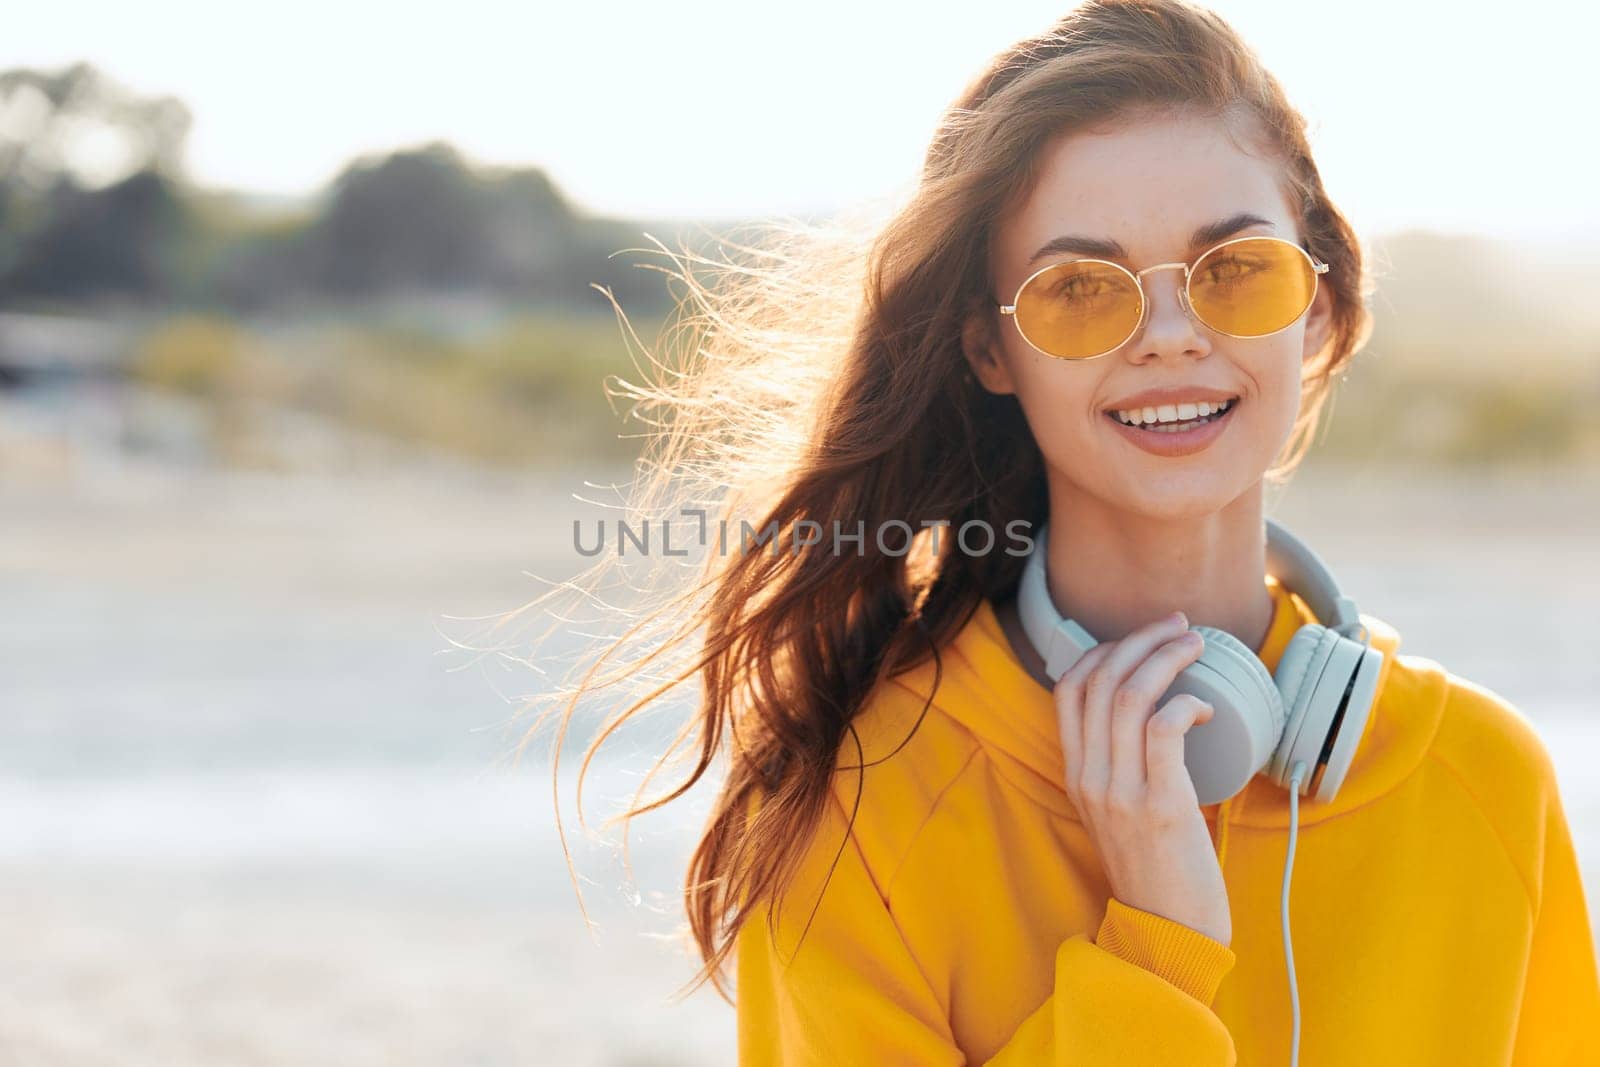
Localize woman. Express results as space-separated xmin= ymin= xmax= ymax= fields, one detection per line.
xmin=531 ymin=0 xmax=1599 ymax=1061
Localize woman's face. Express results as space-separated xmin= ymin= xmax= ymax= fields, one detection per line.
xmin=963 ymin=110 xmax=1333 ymax=521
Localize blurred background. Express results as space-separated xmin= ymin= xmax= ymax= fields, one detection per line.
xmin=1 ymin=1 xmax=1596 ymax=1064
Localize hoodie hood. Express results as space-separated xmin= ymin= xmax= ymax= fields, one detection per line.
xmin=891 ymin=572 xmax=1425 ymax=834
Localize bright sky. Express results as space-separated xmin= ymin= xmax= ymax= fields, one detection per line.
xmin=4 ymin=1 xmax=1593 ymax=246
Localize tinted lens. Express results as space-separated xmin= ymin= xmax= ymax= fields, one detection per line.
xmin=1013 ymin=260 xmax=1142 ymax=359
xmin=1188 ymin=238 xmax=1317 ymax=337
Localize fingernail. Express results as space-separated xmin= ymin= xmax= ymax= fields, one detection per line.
xmin=1171 ymin=610 xmax=1187 ymax=627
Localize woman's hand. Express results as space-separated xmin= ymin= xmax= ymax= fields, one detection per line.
xmin=1054 ymin=610 xmax=1232 ymax=947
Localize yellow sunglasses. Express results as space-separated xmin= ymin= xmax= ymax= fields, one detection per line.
xmin=997 ymin=235 xmax=1330 ymax=360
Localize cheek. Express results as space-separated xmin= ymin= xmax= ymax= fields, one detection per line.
xmin=1005 ymin=352 xmax=1104 ymax=447
xmin=1262 ymin=344 xmax=1306 ymax=411
xmin=1239 ymin=344 xmax=1307 ymax=443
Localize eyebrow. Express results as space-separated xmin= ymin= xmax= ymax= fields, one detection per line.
xmin=1024 ymin=212 xmax=1278 ymax=268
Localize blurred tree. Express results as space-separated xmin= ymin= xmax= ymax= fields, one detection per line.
xmin=306 ymin=142 xmax=495 ymax=296
xmin=0 ymin=61 xmax=193 ymax=302
xmin=0 ymin=61 xmax=190 ymax=189
xmin=5 ymin=169 xmax=188 ymax=300
xmin=0 ymin=61 xmax=713 ymax=315
xmin=297 ymin=141 xmax=625 ymax=305
xmin=480 ymin=166 xmax=582 ymax=294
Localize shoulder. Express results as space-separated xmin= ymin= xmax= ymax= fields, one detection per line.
xmin=1427 ymin=663 xmax=1560 ymax=803
xmin=1419 ymin=658 xmax=1566 ymax=895
xmin=1352 ymin=608 xmax=1558 ymax=809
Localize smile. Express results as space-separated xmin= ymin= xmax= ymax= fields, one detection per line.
xmin=1101 ymin=396 xmax=1240 ymax=457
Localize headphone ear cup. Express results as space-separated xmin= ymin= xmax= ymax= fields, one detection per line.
xmin=1172 ymin=625 xmax=1285 ymax=804
xmin=1190 ymin=625 xmax=1283 ymax=735
xmin=1267 ymin=627 xmax=1344 ymax=783
xmin=1269 ymin=625 xmax=1383 ymax=802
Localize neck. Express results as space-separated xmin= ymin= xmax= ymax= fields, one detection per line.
xmin=1031 ymin=478 xmax=1277 ymax=654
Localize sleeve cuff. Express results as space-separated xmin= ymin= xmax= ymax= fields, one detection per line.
xmin=1094 ymin=896 xmax=1238 ymax=1007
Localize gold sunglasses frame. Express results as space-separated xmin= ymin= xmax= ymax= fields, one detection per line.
xmin=996 ymin=234 xmax=1331 ymax=361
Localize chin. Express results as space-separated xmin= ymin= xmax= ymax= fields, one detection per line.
xmin=1116 ymin=466 xmax=1257 ymax=521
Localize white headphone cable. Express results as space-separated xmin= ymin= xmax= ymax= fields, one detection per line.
xmin=1284 ymin=759 xmax=1308 ymax=1067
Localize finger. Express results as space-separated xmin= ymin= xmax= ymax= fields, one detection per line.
xmin=1079 ymin=650 xmax=1120 ymax=799
xmin=1145 ymin=693 xmax=1214 ymax=800
xmin=1055 ymin=642 xmax=1111 ymax=791
xmin=1094 ymin=611 xmax=1192 ymax=696
xmin=1073 ymin=642 xmax=1125 ymax=796
xmin=1081 ymin=613 xmax=1185 ymax=795
xmin=1109 ymin=629 xmax=1205 ymax=796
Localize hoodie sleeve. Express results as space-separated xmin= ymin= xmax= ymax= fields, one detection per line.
xmin=1510 ymin=773 xmax=1600 ymax=1065
xmin=736 ymin=788 xmax=1239 ymax=1065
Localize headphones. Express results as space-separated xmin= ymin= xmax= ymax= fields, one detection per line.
xmin=1017 ymin=517 xmax=1386 ymax=806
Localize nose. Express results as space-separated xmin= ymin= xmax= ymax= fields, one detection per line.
xmin=1129 ymin=264 xmax=1203 ymax=354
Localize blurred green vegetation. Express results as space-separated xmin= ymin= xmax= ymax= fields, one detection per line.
xmin=119 ymin=293 xmax=1600 ymax=471
xmin=1310 ymin=229 xmax=1600 ymax=468
xmin=127 ymin=310 xmax=661 ymax=467
xmin=1318 ymin=359 xmax=1600 ymax=467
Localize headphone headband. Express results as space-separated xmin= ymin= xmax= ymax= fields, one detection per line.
xmin=1262 ymin=517 xmax=1364 ymax=638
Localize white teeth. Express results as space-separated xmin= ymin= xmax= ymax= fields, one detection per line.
xmin=1113 ymin=397 xmax=1235 ymax=426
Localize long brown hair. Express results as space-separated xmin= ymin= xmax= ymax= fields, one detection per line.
xmin=510 ymin=0 xmax=1374 ymax=1007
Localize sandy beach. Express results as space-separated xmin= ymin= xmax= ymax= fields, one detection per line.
xmin=3 ymin=436 xmax=1597 ymax=1064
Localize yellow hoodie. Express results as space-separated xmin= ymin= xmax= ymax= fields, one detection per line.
xmin=735 ymin=573 xmax=1600 ymax=1064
